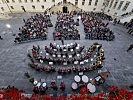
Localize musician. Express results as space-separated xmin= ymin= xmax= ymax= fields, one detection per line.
xmin=58 ymin=68 xmax=62 ymax=74
xmin=33 ymin=86 xmax=39 ymax=94
xmin=51 ymin=80 xmax=58 ymax=91
xmin=60 ymin=82 xmax=65 ymax=91
xmin=51 ymin=66 xmax=55 ymax=72
xmin=35 ymin=64 xmax=40 ymax=71
xmin=72 ymin=66 xmax=76 ymax=72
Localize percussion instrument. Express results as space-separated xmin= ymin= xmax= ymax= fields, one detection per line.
xmin=87 ymin=83 xmax=96 ymax=93
xmin=71 ymin=82 xmax=78 ymax=90
xmin=74 ymin=75 xmax=81 ymax=82
xmin=33 ymin=80 xmax=38 ymax=85
xmin=82 ymin=75 xmax=89 ymax=83
xmin=42 ymin=83 xmax=47 ymax=87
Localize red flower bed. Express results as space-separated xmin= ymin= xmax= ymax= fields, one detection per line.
xmin=0 ymin=86 xmax=132 ymax=100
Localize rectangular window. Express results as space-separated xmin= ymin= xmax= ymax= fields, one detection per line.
xmin=32 ymin=5 xmax=35 ymax=9
xmin=1 ymin=7 xmax=4 ymax=11
xmin=10 ymin=6 xmax=14 ymax=9
xmin=2 ymin=0 xmax=5 ymax=3
xmin=41 ymin=5 xmax=44 ymax=9
xmin=113 ymin=1 xmax=118 ymax=9
xmin=18 ymin=0 xmax=22 ymax=3
xmin=75 ymin=0 xmax=78 ymax=5
xmin=106 ymin=0 xmax=110 ymax=7
xmin=93 ymin=8 xmax=96 ymax=11
xmin=25 ymin=0 xmax=27 ymax=3
xmin=94 ymin=0 xmax=98 ymax=6
xmin=52 ymin=0 xmax=55 ymax=2
xmin=89 ymin=0 xmax=92 ymax=5
xmin=109 ymin=0 xmax=114 ymax=8
xmin=122 ymin=2 xmax=130 ymax=11
xmin=75 ymin=2 xmax=78 ymax=5
xmin=82 ymin=0 xmax=85 ymax=5
xmin=82 ymin=2 xmax=84 ymax=5
xmin=12 ymin=0 xmax=15 ymax=2
xmin=6 ymin=0 xmax=9 ymax=3
xmin=117 ymin=1 xmax=124 ymax=10
xmin=31 ymin=0 xmax=33 ymax=2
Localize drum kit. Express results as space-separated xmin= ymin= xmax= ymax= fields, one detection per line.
xmin=73 ymin=74 xmax=96 ymax=93
xmin=33 ymin=80 xmax=47 ymax=88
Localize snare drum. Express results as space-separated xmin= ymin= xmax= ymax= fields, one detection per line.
xmin=74 ymin=75 xmax=81 ymax=82
xmin=82 ymin=75 xmax=89 ymax=83
xmin=71 ymin=82 xmax=78 ymax=90
xmin=36 ymin=82 xmax=41 ymax=87
xmin=42 ymin=83 xmax=47 ymax=87
xmin=87 ymin=83 xmax=96 ymax=93
xmin=33 ymin=80 xmax=38 ymax=85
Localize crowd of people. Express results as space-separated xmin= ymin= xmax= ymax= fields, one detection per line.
xmin=87 ymin=12 xmax=112 ymax=21
xmin=31 ymin=42 xmax=104 ymax=65
xmin=27 ymin=42 xmax=105 ymax=75
xmin=81 ymin=12 xmax=115 ymax=41
xmin=14 ymin=13 xmax=53 ymax=43
xmin=53 ymin=13 xmax=80 ymax=40
xmin=124 ymin=19 xmax=133 ymax=35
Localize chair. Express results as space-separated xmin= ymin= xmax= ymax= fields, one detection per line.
xmin=58 ymin=54 xmax=61 ymax=58
xmin=80 ymin=61 xmax=84 ymax=65
xmin=41 ymin=79 xmax=45 ymax=82
xmin=69 ymin=55 xmax=72 ymax=58
xmin=63 ymin=62 xmax=67 ymax=65
xmin=49 ymin=62 xmax=53 ymax=65
xmin=74 ymin=61 xmax=78 ymax=65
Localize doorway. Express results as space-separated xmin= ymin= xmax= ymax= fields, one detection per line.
xmin=63 ymin=6 xmax=67 ymax=13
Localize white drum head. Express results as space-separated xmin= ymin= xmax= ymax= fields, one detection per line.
xmin=87 ymin=83 xmax=96 ymax=93
xmin=71 ymin=82 xmax=78 ymax=90
xmin=36 ymin=82 xmax=41 ymax=87
xmin=42 ymin=83 xmax=46 ymax=87
xmin=33 ymin=81 xmax=38 ymax=85
xmin=74 ymin=75 xmax=81 ymax=82
xmin=82 ymin=75 xmax=89 ymax=83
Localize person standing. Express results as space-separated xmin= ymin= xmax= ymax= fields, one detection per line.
xmin=0 ymin=36 xmax=3 ymax=40
xmin=61 ymin=37 xmax=64 ymax=45
xmin=127 ymin=44 xmax=133 ymax=52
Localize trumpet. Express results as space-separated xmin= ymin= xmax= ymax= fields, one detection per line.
xmin=98 ymin=56 xmax=102 ymax=60
xmin=92 ymin=62 xmax=97 ymax=66
xmin=100 ymin=49 xmax=104 ymax=52
xmin=100 ymin=53 xmax=104 ymax=56
xmin=97 ymin=61 xmax=101 ymax=65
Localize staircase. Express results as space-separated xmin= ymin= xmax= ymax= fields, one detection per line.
xmin=46 ymin=1 xmax=83 ymax=13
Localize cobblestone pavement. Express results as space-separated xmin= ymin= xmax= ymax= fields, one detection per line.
xmin=0 ymin=13 xmax=133 ymax=94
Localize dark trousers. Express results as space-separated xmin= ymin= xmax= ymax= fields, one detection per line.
xmin=61 ymin=40 xmax=64 ymax=45
xmin=127 ymin=45 xmax=133 ymax=52
xmin=0 ymin=36 xmax=3 ymax=40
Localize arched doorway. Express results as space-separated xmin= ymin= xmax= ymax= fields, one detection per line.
xmin=63 ymin=6 xmax=67 ymax=13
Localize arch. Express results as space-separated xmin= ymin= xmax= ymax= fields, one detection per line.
xmin=63 ymin=6 xmax=67 ymax=13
